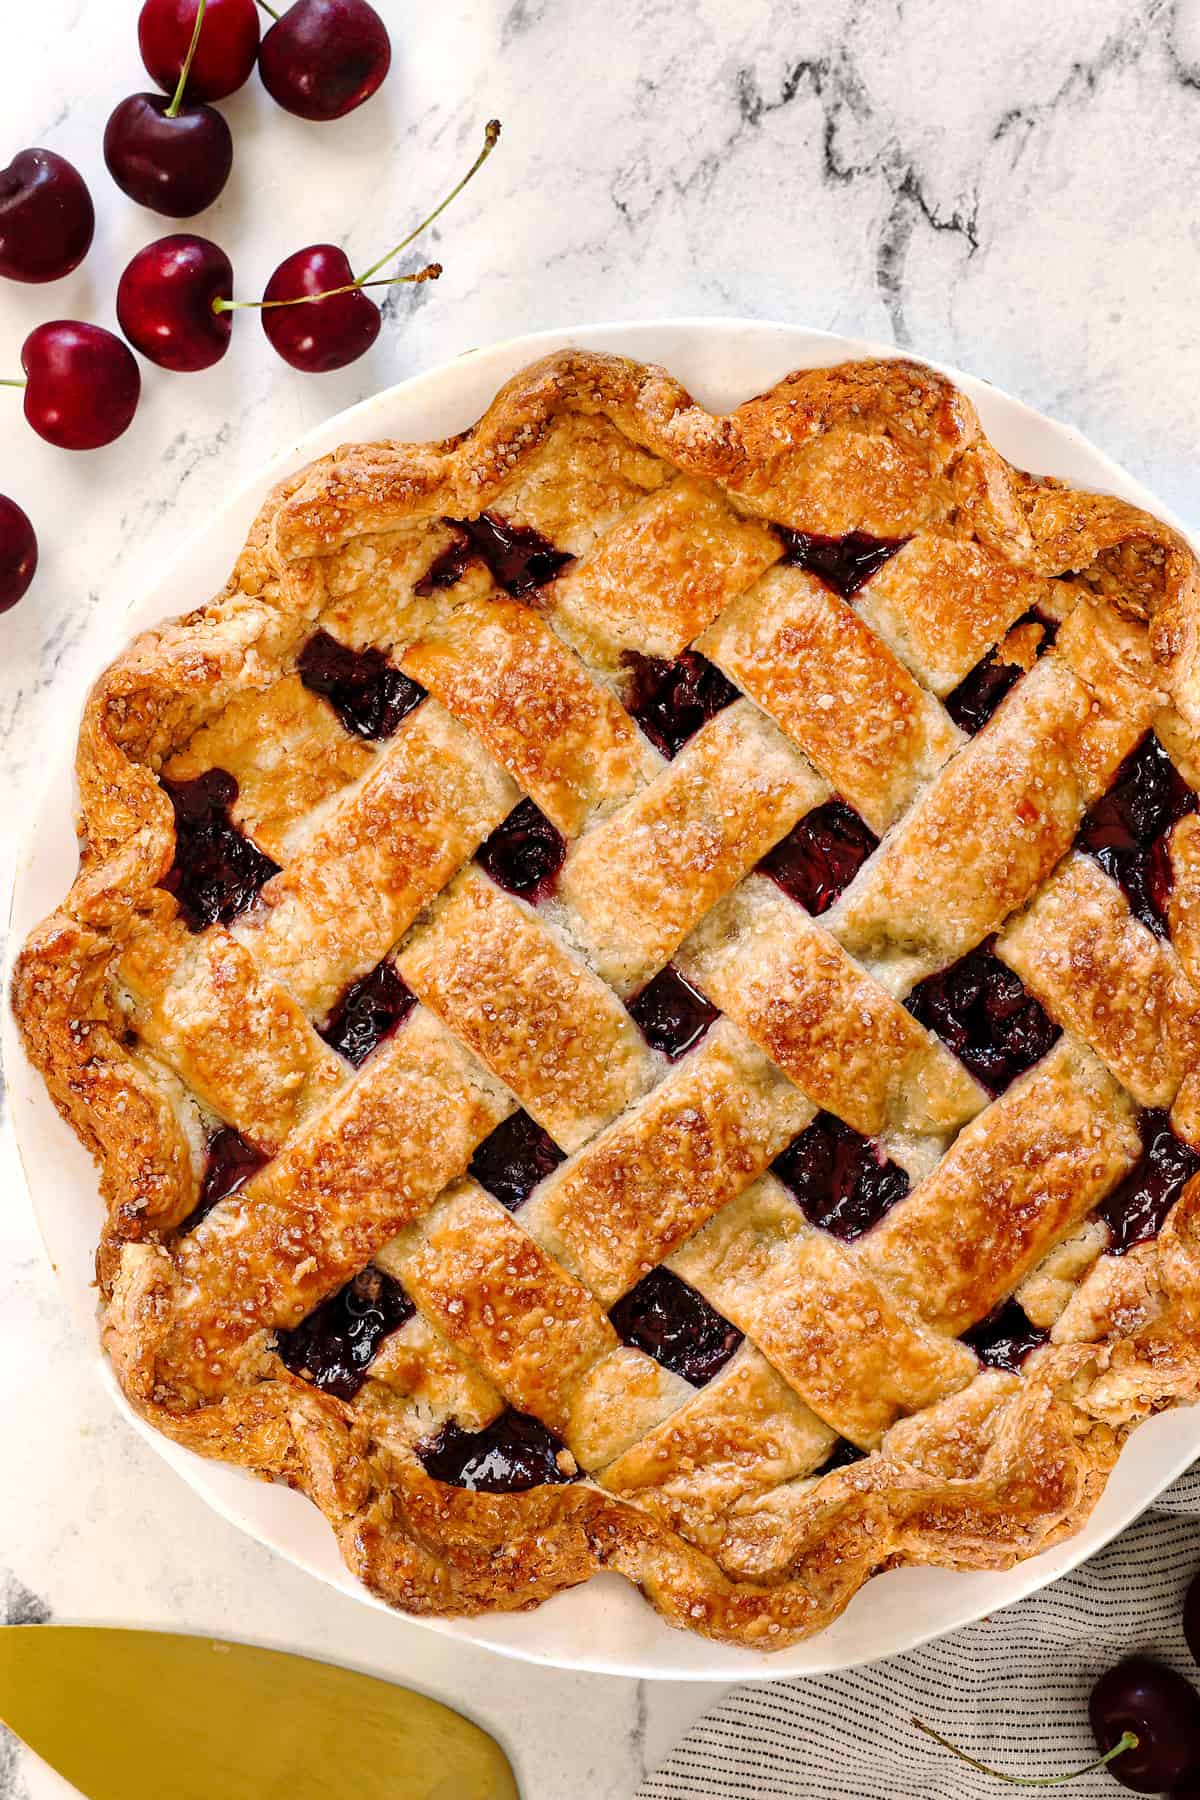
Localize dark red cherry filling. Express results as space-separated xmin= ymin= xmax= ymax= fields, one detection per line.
xmin=945 ymin=608 xmax=1058 ymax=737
xmin=759 ymin=799 xmax=879 ymax=915
xmin=1076 ymin=733 xmax=1196 ymax=937
xmin=815 ymin=1437 xmax=868 ymax=1475
xmin=906 ymin=939 xmax=1060 ymax=1094
xmin=318 ymin=960 xmax=416 ymax=1067
xmin=417 ymin=1407 xmax=575 ymax=1492
xmin=622 ymin=650 xmax=739 ymax=758
xmin=298 ymin=628 xmax=425 ymax=740
xmin=1096 ymin=1108 xmax=1200 ymax=1254
xmin=627 ymin=965 xmax=718 ymax=1060
xmin=962 ymin=1299 xmax=1048 ymax=1372
xmin=774 ymin=526 xmax=906 ymax=599
xmin=773 ymin=1112 xmax=909 ymax=1240
xmin=413 ymin=534 xmax=476 ymax=597
xmin=476 ymin=797 xmax=566 ymax=901
xmin=277 ymin=1266 xmax=415 ymax=1400
xmin=469 ymin=1109 xmax=565 ymax=1211
xmin=179 ymin=1125 xmax=267 ymax=1233
xmin=438 ymin=512 xmax=574 ymax=598
xmin=608 ymin=1266 xmax=743 ymax=1387
xmin=159 ymin=769 xmax=280 ymax=932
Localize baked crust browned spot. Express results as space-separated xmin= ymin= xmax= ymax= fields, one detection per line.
xmin=13 ymin=348 xmax=1200 ymax=1649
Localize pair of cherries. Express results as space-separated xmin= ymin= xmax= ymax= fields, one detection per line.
xmin=107 ymin=0 xmax=392 ymax=219
xmin=0 ymin=117 xmax=498 ymax=470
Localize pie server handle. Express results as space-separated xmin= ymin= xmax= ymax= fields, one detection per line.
xmin=0 ymin=1625 xmax=519 ymax=1800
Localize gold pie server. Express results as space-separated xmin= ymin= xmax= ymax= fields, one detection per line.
xmin=0 ymin=1626 xmax=519 ymax=1799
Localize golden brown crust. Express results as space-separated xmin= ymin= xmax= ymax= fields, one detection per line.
xmin=13 ymin=347 xmax=1200 ymax=1652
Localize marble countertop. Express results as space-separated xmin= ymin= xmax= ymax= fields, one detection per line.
xmin=3 ymin=0 xmax=1200 ymax=1793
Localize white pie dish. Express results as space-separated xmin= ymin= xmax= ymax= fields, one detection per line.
xmin=6 ymin=316 xmax=1200 ymax=1681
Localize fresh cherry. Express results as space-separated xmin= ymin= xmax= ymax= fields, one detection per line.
xmin=224 ymin=120 xmax=499 ymax=372
xmin=258 ymin=0 xmax=391 ymax=121
xmin=260 ymin=242 xmax=381 ymax=370
xmin=1089 ymin=1658 xmax=1200 ymax=1793
xmin=117 ymin=235 xmax=233 ymax=371
xmin=8 ymin=322 xmax=140 ymax=450
xmin=0 ymin=149 xmax=95 ymax=283
xmin=0 ymin=497 xmax=38 ymax=612
xmin=139 ymin=0 xmax=260 ymax=102
xmin=104 ymin=93 xmax=233 ymax=218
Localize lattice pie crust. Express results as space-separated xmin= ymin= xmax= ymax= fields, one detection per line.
xmin=14 ymin=351 xmax=1200 ymax=1649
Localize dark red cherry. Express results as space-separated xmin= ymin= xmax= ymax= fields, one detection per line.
xmin=1089 ymin=1657 xmax=1200 ymax=1792
xmin=0 ymin=496 xmax=38 ymax=612
xmin=104 ymin=93 xmax=233 ymax=218
xmin=19 ymin=322 xmax=140 ymax=450
xmin=260 ymin=244 xmax=380 ymax=371
xmin=0 ymin=149 xmax=95 ymax=283
xmin=139 ymin=0 xmax=260 ymax=101
xmin=117 ymin=235 xmax=233 ymax=371
xmin=259 ymin=0 xmax=391 ymax=121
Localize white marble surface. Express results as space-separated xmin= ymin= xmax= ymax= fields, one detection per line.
xmin=3 ymin=0 xmax=1200 ymax=1794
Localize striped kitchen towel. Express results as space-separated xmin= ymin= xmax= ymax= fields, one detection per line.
xmin=638 ymin=1467 xmax=1200 ymax=1799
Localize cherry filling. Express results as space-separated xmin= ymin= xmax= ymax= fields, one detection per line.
xmin=622 ymin=650 xmax=739 ymax=758
xmin=774 ymin=526 xmax=906 ymax=599
xmin=1096 ymin=1109 xmax=1200 ymax=1254
xmin=759 ymin=800 xmax=879 ymax=915
xmin=469 ymin=1110 xmax=565 ymax=1212
xmin=627 ymin=965 xmax=718 ymax=1060
xmin=298 ymin=629 xmax=425 ymax=740
xmin=609 ymin=1266 xmax=743 ymax=1387
xmin=906 ymin=939 xmax=1060 ymax=1094
xmin=413 ymin=535 xmax=476 ymax=597
xmin=433 ymin=512 xmax=575 ymax=598
xmin=277 ymin=1267 xmax=415 ymax=1401
xmin=773 ymin=1112 xmax=909 ymax=1240
xmin=1076 ymin=733 xmax=1196 ymax=937
xmin=815 ymin=1437 xmax=869 ymax=1476
xmin=318 ymin=960 xmax=416 ymax=1067
xmin=476 ymin=797 xmax=566 ymax=901
xmin=179 ymin=1125 xmax=267 ymax=1234
xmin=159 ymin=769 xmax=280 ymax=932
xmin=417 ymin=1407 xmax=575 ymax=1492
xmin=962 ymin=1300 xmax=1048 ymax=1372
xmin=945 ymin=609 xmax=1059 ymax=737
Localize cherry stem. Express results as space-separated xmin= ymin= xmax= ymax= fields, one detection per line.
xmin=212 ymin=262 xmax=442 ymax=315
xmin=912 ymin=1719 xmax=1139 ymax=1787
xmin=253 ymin=0 xmax=280 ymax=17
xmin=167 ymin=0 xmax=208 ymax=117
xmin=354 ymin=118 xmax=502 ymax=286
xmin=0 ymin=379 xmax=27 ymax=389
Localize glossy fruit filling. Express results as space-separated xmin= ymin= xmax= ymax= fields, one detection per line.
xmin=476 ymin=797 xmax=566 ymax=901
xmin=944 ymin=609 xmax=1058 ymax=737
xmin=815 ymin=1437 xmax=869 ymax=1475
xmin=435 ymin=512 xmax=574 ymax=597
xmin=318 ymin=960 xmax=416 ymax=1067
xmin=773 ymin=1112 xmax=909 ymax=1240
xmin=608 ymin=1266 xmax=743 ymax=1387
xmin=468 ymin=1110 xmax=565 ymax=1212
xmin=759 ymin=800 xmax=879 ymax=915
xmin=906 ymin=939 xmax=1060 ymax=1094
xmin=962 ymin=1300 xmax=1048 ymax=1372
xmin=622 ymin=649 xmax=739 ymax=758
xmin=298 ymin=628 xmax=425 ymax=740
xmin=277 ymin=1266 xmax=415 ymax=1400
xmin=159 ymin=769 xmax=280 ymax=931
xmin=1076 ymin=733 xmax=1196 ymax=936
xmin=774 ymin=526 xmax=905 ymax=598
xmin=627 ymin=965 xmax=718 ymax=1060
xmin=179 ymin=1125 xmax=267 ymax=1233
xmin=1096 ymin=1109 xmax=1200 ymax=1254
xmin=417 ymin=1408 xmax=575 ymax=1492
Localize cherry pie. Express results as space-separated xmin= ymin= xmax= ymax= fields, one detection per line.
xmin=15 ymin=350 xmax=1200 ymax=1649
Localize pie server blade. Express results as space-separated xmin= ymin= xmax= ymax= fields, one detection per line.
xmin=0 ymin=1626 xmax=519 ymax=1800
